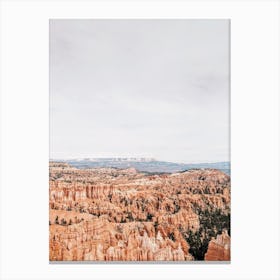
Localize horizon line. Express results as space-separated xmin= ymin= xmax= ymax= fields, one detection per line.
xmin=49 ymin=157 xmax=230 ymax=164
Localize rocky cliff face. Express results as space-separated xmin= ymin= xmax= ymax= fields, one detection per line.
xmin=49 ymin=162 xmax=230 ymax=261
xmin=50 ymin=217 xmax=192 ymax=261
xmin=205 ymin=230 xmax=230 ymax=261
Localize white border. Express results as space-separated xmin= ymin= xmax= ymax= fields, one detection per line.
xmin=0 ymin=1 xmax=279 ymax=280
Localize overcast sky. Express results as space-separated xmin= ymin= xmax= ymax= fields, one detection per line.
xmin=50 ymin=19 xmax=230 ymax=163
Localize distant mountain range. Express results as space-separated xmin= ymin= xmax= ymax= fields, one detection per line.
xmin=51 ymin=158 xmax=230 ymax=175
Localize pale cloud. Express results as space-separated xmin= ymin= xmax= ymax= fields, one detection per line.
xmin=50 ymin=19 xmax=230 ymax=163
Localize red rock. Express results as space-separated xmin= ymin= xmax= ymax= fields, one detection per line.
xmin=49 ymin=162 xmax=230 ymax=261
xmin=205 ymin=230 xmax=231 ymax=261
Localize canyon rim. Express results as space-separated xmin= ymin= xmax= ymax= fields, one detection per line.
xmin=49 ymin=19 xmax=230 ymax=262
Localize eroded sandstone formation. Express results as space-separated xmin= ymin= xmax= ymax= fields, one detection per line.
xmin=205 ymin=230 xmax=231 ymax=261
xmin=49 ymin=162 xmax=230 ymax=261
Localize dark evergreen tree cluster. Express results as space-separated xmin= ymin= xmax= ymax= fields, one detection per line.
xmin=181 ymin=207 xmax=230 ymax=260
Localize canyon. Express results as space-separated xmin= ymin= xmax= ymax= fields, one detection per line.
xmin=49 ymin=162 xmax=230 ymax=261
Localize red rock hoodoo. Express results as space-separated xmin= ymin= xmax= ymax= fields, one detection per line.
xmin=49 ymin=162 xmax=231 ymax=261
xmin=205 ymin=230 xmax=230 ymax=261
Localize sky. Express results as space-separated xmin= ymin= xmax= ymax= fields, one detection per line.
xmin=50 ymin=19 xmax=230 ymax=163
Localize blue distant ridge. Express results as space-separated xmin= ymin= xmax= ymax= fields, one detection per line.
xmin=52 ymin=158 xmax=230 ymax=176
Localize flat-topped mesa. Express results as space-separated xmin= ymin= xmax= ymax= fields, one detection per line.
xmin=49 ymin=162 xmax=230 ymax=261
